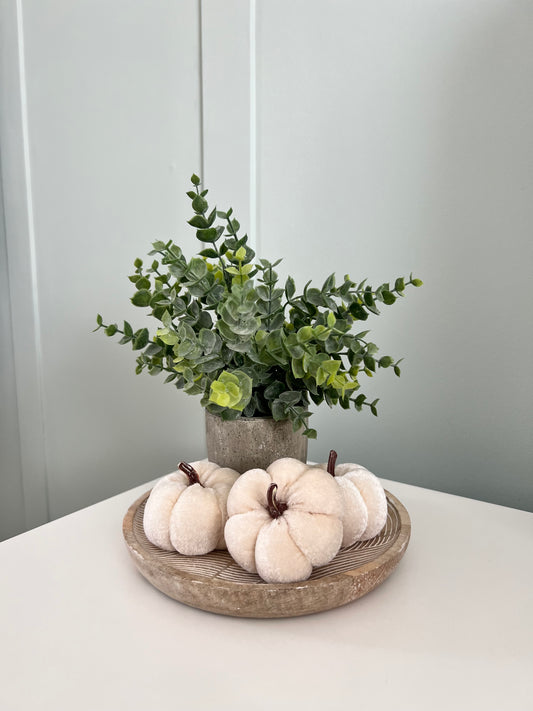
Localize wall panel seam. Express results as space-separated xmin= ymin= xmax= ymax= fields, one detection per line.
xmin=3 ymin=0 xmax=51 ymax=529
xmin=198 ymin=0 xmax=206 ymax=183
xmin=16 ymin=0 xmax=51 ymax=526
xmin=249 ymin=0 xmax=258 ymax=257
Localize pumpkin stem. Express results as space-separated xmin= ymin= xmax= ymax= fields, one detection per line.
xmin=327 ymin=449 xmax=338 ymax=477
xmin=178 ymin=461 xmax=204 ymax=487
xmin=266 ymin=483 xmax=288 ymax=519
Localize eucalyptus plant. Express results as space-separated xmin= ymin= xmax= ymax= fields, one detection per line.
xmin=95 ymin=174 xmax=422 ymax=438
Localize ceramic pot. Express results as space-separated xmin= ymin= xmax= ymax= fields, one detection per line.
xmin=205 ymin=411 xmax=308 ymax=474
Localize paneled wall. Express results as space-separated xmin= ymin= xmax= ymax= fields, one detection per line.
xmin=1 ymin=0 xmax=532 ymax=540
xmin=1 ymin=0 xmax=205 ymax=539
xmin=255 ymin=0 xmax=533 ymax=510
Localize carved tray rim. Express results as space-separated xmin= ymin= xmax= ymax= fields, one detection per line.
xmin=123 ymin=488 xmax=411 ymax=618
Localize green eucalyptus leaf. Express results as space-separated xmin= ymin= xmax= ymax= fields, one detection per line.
xmin=285 ymin=276 xmax=295 ymax=299
xmin=322 ymin=273 xmax=335 ymax=292
xmin=349 ymin=302 xmax=368 ymax=320
xmin=192 ymin=195 xmax=208 ymax=213
xmin=306 ymin=288 xmax=323 ymax=306
xmin=264 ymin=381 xmax=285 ymax=401
xmin=286 ymin=342 xmax=304 ymax=359
xmin=291 ymin=357 xmax=305 ymax=379
xmin=199 ymin=328 xmax=217 ymax=353
xmin=188 ymin=257 xmax=208 ymax=279
xmin=197 ymin=357 xmax=224 ymax=373
xmin=363 ymin=355 xmax=376 ymax=372
xmin=395 ymin=277 xmax=405 ymax=292
xmin=144 ymin=342 xmax=162 ymax=356
xmin=196 ymin=228 xmax=218 ymax=243
xmin=271 ymin=399 xmax=288 ymax=421
xmin=183 ymin=380 xmax=205 ymax=396
xmin=131 ymin=290 xmax=151 ymax=307
xmin=220 ymin=408 xmax=241 ymax=421
xmin=314 ymin=325 xmax=330 ymax=341
xmin=278 ymin=390 xmax=301 ymax=406
xmin=353 ymin=394 xmax=366 ymax=408
xmin=132 ymin=328 xmax=149 ymax=350
xmin=188 ymin=215 xmax=209 ymax=228
xmin=156 ymin=327 xmax=179 ymax=346
xmin=135 ymin=277 xmax=150 ymax=290
xmin=269 ymin=313 xmax=285 ymax=330
xmin=255 ymin=329 xmax=268 ymax=345
xmin=206 ymin=207 xmax=217 ymax=226
xmin=363 ymin=290 xmax=375 ymax=307
xmin=297 ymin=326 xmax=314 ymax=343
xmin=199 ymin=248 xmax=218 ymax=259
xmin=168 ymin=244 xmax=183 ymax=259
xmin=208 ymin=370 xmax=252 ymax=411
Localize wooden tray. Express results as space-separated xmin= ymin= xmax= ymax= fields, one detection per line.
xmin=123 ymin=489 xmax=411 ymax=618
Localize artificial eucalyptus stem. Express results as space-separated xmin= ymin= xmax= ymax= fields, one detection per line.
xmin=266 ymin=483 xmax=288 ymax=519
xmin=178 ymin=461 xmax=204 ymax=487
xmin=95 ymin=173 xmax=423 ymax=440
xmin=327 ymin=449 xmax=338 ymax=477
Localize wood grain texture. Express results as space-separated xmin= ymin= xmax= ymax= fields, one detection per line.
xmin=122 ymin=489 xmax=411 ymax=618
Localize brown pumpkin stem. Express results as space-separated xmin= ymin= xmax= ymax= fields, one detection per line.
xmin=266 ymin=483 xmax=288 ymax=519
xmin=327 ymin=449 xmax=338 ymax=477
xmin=178 ymin=461 xmax=204 ymax=487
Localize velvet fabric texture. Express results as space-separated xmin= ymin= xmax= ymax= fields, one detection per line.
xmin=143 ymin=459 xmax=240 ymax=555
xmin=317 ymin=461 xmax=388 ymax=543
xmin=225 ymin=458 xmax=343 ymax=583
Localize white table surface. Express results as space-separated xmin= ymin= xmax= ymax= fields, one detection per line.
xmin=1 ymin=476 xmax=532 ymax=711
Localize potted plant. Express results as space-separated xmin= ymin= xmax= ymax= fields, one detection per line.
xmin=95 ymin=174 xmax=422 ymax=471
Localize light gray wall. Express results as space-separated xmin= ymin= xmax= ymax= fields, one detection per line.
xmin=256 ymin=0 xmax=533 ymax=510
xmin=22 ymin=0 xmax=204 ymax=523
xmin=1 ymin=0 xmax=205 ymax=539
xmin=1 ymin=0 xmax=531 ymax=541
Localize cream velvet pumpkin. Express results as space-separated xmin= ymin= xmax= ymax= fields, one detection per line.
xmin=143 ymin=459 xmax=240 ymax=555
xmin=318 ymin=450 xmax=387 ymax=544
xmin=224 ymin=457 xmax=343 ymax=583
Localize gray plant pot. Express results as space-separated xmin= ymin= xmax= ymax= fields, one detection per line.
xmin=205 ymin=410 xmax=308 ymax=474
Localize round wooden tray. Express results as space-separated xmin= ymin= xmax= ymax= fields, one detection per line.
xmin=123 ymin=489 xmax=411 ymax=618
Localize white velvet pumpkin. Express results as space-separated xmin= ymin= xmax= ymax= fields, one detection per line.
xmin=224 ymin=457 xmax=343 ymax=583
xmin=143 ymin=459 xmax=240 ymax=555
xmin=318 ymin=450 xmax=387 ymax=544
